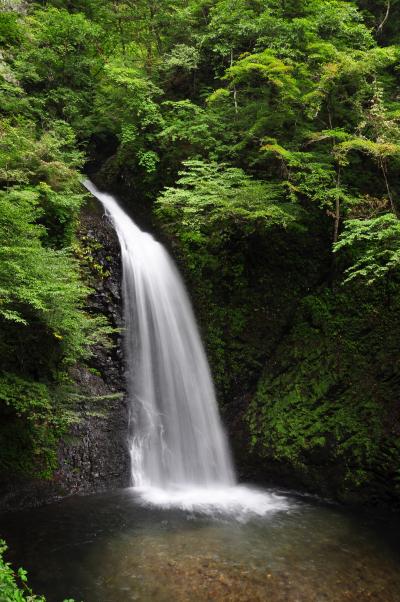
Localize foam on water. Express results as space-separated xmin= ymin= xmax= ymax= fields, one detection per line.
xmin=134 ymin=485 xmax=290 ymax=518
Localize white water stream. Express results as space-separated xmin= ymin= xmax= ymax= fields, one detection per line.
xmin=84 ymin=180 xmax=288 ymax=517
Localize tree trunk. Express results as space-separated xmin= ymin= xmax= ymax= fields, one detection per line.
xmin=230 ymin=49 xmax=238 ymax=114
xmin=333 ymin=166 xmax=341 ymax=244
xmin=380 ymin=158 xmax=398 ymax=218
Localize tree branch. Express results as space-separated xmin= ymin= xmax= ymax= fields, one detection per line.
xmin=377 ymin=0 xmax=391 ymax=34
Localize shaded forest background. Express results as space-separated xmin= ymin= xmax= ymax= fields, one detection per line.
xmin=1 ymin=0 xmax=400 ymax=504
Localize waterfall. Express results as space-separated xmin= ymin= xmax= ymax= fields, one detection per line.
xmin=84 ymin=180 xmax=235 ymax=490
xmin=84 ymin=180 xmax=288 ymax=516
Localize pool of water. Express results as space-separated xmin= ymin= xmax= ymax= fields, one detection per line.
xmin=1 ymin=487 xmax=400 ymax=601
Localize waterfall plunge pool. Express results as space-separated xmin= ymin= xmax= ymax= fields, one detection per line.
xmin=1 ymin=487 xmax=400 ymax=601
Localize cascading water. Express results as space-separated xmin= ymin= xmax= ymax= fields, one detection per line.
xmin=84 ymin=180 xmax=288 ymax=516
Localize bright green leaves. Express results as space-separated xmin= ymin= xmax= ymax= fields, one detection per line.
xmin=35 ymin=182 xmax=84 ymax=247
xmin=208 ymin=49 xmax=300 ymax=139
xmin=137 ymin=150 xmax=160 ymax=173
xmin=0 ymin=188 xmax=91 ymax=356
xmin=0 ymin=118 xmax=83 ymax=189
xmin=0 ymin=538 xmax=74 ymax=600
xmin=0 ymin=539 xmax=47 ymax=601
xmin=93 ymin=62 xmax=163 ymax=179
xmin=333 ymin=80 xmax=400 ymax=175
xmin=206 ymin=0 xmax=262 ymax=57
xmin=0 ymin=6 xmax=110 ymax=481
xmin=307 ymin=0 xmax=374 ymax=50
xmin=0 ymin=10 xmax=23 ymax=47
xmin=334 ymin=214 xmax=400 ymax=284
xmin=307 ymin=45 xmax=399 ymax=125
xmin=24 ymin=7 xmax=102 ymax=76
xmin=14 ymin=7 xmax=104 ymax=128
xmin=335 ymin=136 xmax=400 ymax=165
xmin=157 ymin=159 xmax=303 ymax=240
xmin=201 ymin=6 xmax=399 ymax=184
xmin=163 ymin=44 xmax=200 ymax=72
xmin=159 ymin=100 xmax=220 ymax=161
xmin=0 ymin=115 xmax=85 ymax=250
xmin=224 ymin=49 xmax=298 ymax=96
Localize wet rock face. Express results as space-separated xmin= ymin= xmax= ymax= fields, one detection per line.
xmin=80 ymin=199 xmax=125 ymax=387
xmin=57 ymin=202 xmax=131 ymax=497
xmin=0 ymin=200 xmax=131 ymax=513
xmin=55 ymin=367 xmax=130 ymax=498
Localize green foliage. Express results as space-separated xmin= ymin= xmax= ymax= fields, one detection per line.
xmin=0 ymin=539 xmax=75 ymax=601
xmin=0 ymin=374 xmax=66 ymax=478
xmin=0 ymin=185 xmax=109 ymax=475
xmin=334 ymin=214 xmax=400 ymax=284
xmin=224 ymin=49 xmax=298 ymax=97
xmin=0 ymin=188 xmax=99 ymax=361
xmin=0 ymin=11 xmax=22 ymax=47
xmin=0 ymin=539 xmax=46 ymax=602
xmin=13 ymin=7 xmax=103 ymax=130
xmin=0 ymin=117 xmax=84 ymax=238
xmin=247 ymin=287 xmax=400 ymax=499
xmin=92 ymin=61 xmax=163 ymax=191
xmin=157 ymin=159 xmax=303 ymax=236
xmin=159 ymin=101 xmax=219 ymax=157
xmin=0 ymin=5 xmax=110 ymax=480
xmin=0 ymin=183 xmax=110 ymax=476
xmin=156 ymin=159 xmax=320 ymax=396
xmin=163 ymin=44 xmax=200 ymax=72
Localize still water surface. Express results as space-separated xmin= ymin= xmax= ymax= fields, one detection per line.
xmin=1 ymin=488 xmax=400 ymax=602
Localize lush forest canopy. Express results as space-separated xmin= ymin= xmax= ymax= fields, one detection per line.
xmin=0 ymin=0 xmax=400 ymax=503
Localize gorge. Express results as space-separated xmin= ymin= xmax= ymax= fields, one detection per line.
xmin=1 ymin=0 xmax=400 ymax=600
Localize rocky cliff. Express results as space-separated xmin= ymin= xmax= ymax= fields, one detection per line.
xmin=0 ymin=198 xmax=130 ymax=513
